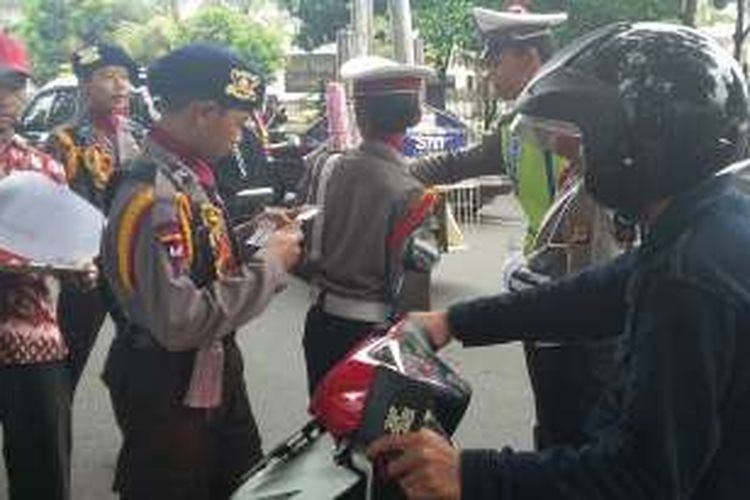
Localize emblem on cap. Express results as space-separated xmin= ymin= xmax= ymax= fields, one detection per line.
xmin=225 ymin=68 xmax=259 ymax=102
xmin=77 ymin=46 xmax=102 ymax=66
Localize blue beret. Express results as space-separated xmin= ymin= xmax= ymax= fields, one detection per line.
xmin=147 ymin=43 xmax=264 ymax=111
xmin=72 ymin=43 xmax=139 ymax=82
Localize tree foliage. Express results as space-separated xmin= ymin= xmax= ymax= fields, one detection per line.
xmin=280 ymin=0 xmax=390 ymax=50
xmin=17 ymin=2 xmax=287 ymax=83
xmin=285 ymin=0 xmax=683 ymax=73
xmin=177 ymin=6 xmax=286 ymax=77
xmin=534 ymin=0 xmax=682 ymax=44
xmin=114 ymin=15 xmax=179 ymax=66
xmin=411 ymin=0 xmax=681 ymax=76
xmin=18 ymin=0 xmax=149 ymax=81
xmin=280 ymin=0 xmax=351 ymax=50
xmin=411 ymin=0 xmax=496 ymax=75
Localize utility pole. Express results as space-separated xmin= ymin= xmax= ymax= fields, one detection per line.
xmin=352 ymin=0 xmax=373 ymax=56
xmin=389 ymin=0 xmax=415 ymax=64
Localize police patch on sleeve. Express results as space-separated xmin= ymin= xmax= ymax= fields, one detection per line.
xmin=155 ymin=193 xmax=194 ymax=275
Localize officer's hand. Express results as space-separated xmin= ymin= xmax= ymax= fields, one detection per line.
xmin=367 ymin=429 xmax=461 ymax=500
xmin=407 ymin=311 xmax=452 ymax=350
xmin=266 ymin=227 xmax=302 ymax=271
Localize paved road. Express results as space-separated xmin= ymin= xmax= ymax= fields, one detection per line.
xmin=1 ymin=197 xmax=535 ymax=500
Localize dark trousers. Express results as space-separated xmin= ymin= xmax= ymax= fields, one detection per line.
xmin=0 ymin=362 xmax=72 ymax=500
xmin=57 ymin=281 xmax=108 ymax=391
xmin=103 ymin=336 xmax=263 ymax=500
xmin=303 ymin=305 xmax=378 ymax=396
xmin=523 ymin=340 xmax=618 ymax=449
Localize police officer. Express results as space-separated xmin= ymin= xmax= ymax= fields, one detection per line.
xmin=300 ymin=56 xmax=500 ymax=395
xmin=100 ymin=43 xmax=301 ymax=499
xmin=475 ymin=6 xmax=568 ymax=249
xmin=47 ymin=42 xmax=144 ymax=390
xmin=0 ymin=33 xmax=72 ymax=500
xmin=369 ymin=23 xmax=750 ymax=500
xmin=474 ymin=5 xmax=621 ymax=449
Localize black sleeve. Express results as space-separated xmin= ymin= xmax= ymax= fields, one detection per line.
xmin=447 ymin=253 xmax=634 ymax=346
xmin=408 ymin=129 xmax=503 ymax=185
xmin=459 ymin=275 xmax=736 ymax=500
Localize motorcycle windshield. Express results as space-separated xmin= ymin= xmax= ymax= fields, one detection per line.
xmin=310 ymin=320 xmax=472 ymax=440
xmin=355 ymin=321 xmax=471 ymax=400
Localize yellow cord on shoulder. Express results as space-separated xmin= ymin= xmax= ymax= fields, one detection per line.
xmin=174 ymin=192 xmax=194 ymax=266
xmin=54 ymin=130 xmax=80 ymax=182
xmin=116 ymin=187 xmax=155 ymax=295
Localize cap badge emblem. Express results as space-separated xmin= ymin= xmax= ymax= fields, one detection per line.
xmin=77 ymin=46 xmax=101 ymax=66
xmin=225 ymin=68 xmax=259 ymax=101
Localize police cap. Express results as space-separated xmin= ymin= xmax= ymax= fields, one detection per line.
xmin=340 ymin=55 xmax=434 ymax=99
xmin=473 ymin=6 xmax=567 ymax=57
xmin=148 ymin=43 xmax=264 ymax=112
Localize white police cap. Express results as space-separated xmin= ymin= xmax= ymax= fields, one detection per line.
xmin=340 ymin=56 xmax=434 ymax=97
xmin=473 ymin=7 xmax=567 ymax=41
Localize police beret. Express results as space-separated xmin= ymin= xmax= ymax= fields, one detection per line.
xmin=147 ymin=43 xmax=264 ymax=111
xmin=72 ymin=43 xmax=139 ymax=82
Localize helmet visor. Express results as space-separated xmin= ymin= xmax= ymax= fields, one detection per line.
xmin=511 ymin=114 xmax=584 ymax=166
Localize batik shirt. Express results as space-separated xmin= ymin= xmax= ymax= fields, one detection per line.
xmin=0 ymin=135 xmax=68 ymax=365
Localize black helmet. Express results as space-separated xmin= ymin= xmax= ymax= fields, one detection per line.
xmin=514 ymin=22 xmax=750 ymax=214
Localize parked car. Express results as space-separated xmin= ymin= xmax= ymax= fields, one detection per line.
xmin=18 ymin=76 xmax=156 ymax=146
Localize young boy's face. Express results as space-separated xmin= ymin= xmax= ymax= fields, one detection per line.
xmin=83 ymin=65 xmax=132 ymax=115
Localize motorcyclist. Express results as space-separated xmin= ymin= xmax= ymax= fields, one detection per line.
xmin=368 ymin=22 xmax=750 ymax=500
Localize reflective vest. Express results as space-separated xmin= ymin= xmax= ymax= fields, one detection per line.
xmin=502 ymin=126 xmax=566 ymax=254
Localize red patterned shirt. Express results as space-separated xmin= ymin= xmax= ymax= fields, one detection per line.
xmin=0 ymin=135 xmax=68 ymax=365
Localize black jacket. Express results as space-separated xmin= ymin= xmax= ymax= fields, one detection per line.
xmin=448 ymin=176 xmax=750 ymax=499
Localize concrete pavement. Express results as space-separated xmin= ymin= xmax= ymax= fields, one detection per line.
xmin=0 ymin=196 xmax=535 ymax=499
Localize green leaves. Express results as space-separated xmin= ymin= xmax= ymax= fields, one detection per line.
xmin=17 ymin=1 xmax=287 ymax=83
xmin=18 ymin=0 xmax=150 ymax=81
xmin=535 ymin=0 xmax=682 ymax=44
xmin=177 ymin=6 xmax=286 ymax=77
xmin=280 ymin=0 xmax=351 ymax=50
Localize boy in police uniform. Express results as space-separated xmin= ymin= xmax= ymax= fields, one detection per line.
xmin=47 ymin=42 xmax=144 ymax=390
xmin=301 ymin=56 xmax=501 ymax=395
xmin=100 ymin=43 xmax=301 ymax=499
xmin=474 ymin=6 xmax=621 ymax=449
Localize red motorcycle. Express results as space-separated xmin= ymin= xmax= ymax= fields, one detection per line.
xmin=231 ymin=320 xmax=472 ymax=499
